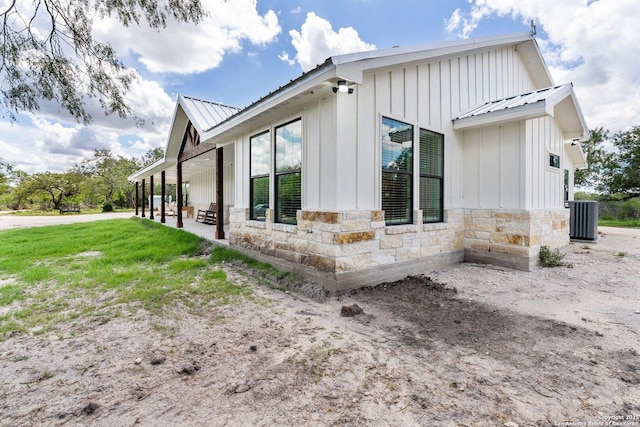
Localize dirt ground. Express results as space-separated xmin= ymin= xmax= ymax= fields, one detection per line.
xmin=1 ymin=226 xmax=639 ymax=426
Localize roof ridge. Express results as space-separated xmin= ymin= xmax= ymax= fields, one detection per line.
xmin=180 ymin=94 xmax=241 ymax=111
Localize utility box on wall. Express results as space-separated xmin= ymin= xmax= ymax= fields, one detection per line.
xmin=568 ymin=201 xmax=598 ymax=242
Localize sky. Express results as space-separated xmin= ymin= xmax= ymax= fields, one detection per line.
xmin=1 ymin=0 xmax=639 ymax=174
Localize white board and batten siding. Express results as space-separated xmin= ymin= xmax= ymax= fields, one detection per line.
xmin=188 ymin=148 xmax=235 ymax=215
xmin=352 ymin=45 xmax=538 ymax=211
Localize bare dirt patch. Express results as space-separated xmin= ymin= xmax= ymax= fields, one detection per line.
xmin=1 ymin=227 xmax=639 ymax=426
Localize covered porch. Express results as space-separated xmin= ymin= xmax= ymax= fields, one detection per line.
xmin=128 ymin=95 xmax=240 ymax=242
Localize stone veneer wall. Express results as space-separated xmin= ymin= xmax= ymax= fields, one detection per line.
xmin=228 ymin=207 xmax=569 ymax=292
xmin=228 ymin=208 xmax=465 ymax=293
xmin=463 ymin=208 xmax=570 ymax=270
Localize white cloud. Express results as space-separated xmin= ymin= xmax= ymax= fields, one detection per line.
xmin=287 ymin=12 xmax=376 ymax=71
xmin=93 ymin=0 xmax=281 ymax=74
xmin=278 ymin=51 xmax=296 ymax=66
xmin=445 ymin=0 xmax=640 ymax=132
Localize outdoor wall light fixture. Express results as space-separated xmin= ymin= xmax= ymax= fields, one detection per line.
xmin=332 ymin=80 xmax=353 ymax=94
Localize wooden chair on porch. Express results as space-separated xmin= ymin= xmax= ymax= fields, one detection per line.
xmin=196 ymin=203 xmax=216 ymax=225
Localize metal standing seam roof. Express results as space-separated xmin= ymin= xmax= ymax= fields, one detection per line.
xmin=179 ymin=95 xmax=241 ymax=133
xmin=455 ymin=85 xmax=568 ymax=120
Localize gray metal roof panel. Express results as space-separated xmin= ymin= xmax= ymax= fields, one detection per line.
xmin=456 ymin=85 xmax=569 ymax=120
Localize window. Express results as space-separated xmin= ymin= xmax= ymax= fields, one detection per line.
xmin=549 ymin=153 xmax=560 ymax=169
xmin=382 ymin=117 xmax=413 ymax=225
xmin=250 ymin=131 xmax=270 ymax=220
xmin=275 ymin=119 xmax=302 ymax=224
xmin=420 ymin=129 xmax=444 ymax=223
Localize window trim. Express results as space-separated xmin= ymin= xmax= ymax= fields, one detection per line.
xmin=274 ymin=118 xmax=302 ymax=225
xmin=381 ymin=116 xmax=414 ymax=226
xmin=249 ymin=130 xmax=271 ymax=221
xmin=548 ymin=152 xmax=561 ymax=170
xmin=419 ymin=127 xmax=445 ymax=224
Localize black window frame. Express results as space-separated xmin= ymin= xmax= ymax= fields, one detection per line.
xmin=250 ymin=130 xmax=270 ymax=221
xmin=274 ymin=118 xmax=302 ymax=225
xmin=419 ymin=128 xmax=444 ymax=223
xmin=381 ymin=116 xmax=414 ymax=226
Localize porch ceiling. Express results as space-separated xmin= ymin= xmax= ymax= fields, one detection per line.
xmin=129 ymin=153 xmax=216 ymax=184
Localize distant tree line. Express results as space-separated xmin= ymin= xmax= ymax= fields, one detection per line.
xmin=574 ymin=126 xmax=640 ymax=221
xmin=0 ymin=148 xmax=168 ymax=212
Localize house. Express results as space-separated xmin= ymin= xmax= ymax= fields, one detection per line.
xmin=129 ymin=32 xmax=588 ymax=293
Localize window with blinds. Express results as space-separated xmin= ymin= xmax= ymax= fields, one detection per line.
xmin=419 ymin=129 xmax=444 ymax=223
xmin=382 ymin=117 xmax=413 ymax=225
xmin=250 ymin=131 xmax=270 ymax=220
xmin=275 ymin=119 xmax=302 ymax=224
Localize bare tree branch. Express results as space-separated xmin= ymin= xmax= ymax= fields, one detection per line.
xmin=0 ymin=0 xmax=206 ymax=123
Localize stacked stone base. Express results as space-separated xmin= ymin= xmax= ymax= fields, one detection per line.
xmin=228 ymin=207 xmax=570 ymax=293
xmin=463 ymin=208 xmax=570 ymax=270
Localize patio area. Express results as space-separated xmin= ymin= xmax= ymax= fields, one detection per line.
xmin=149 ymin=213 xmax=230 ymax=247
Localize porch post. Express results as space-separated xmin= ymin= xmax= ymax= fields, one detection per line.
xmin=216 ymin=147 xmax=225 ymax=239
xmin=160 ymin=171 xmax=166 ymax=224
xmin=135 ymin=181 xmax=139 ymax=216
xmin=141 ymin=179 xmax=146 ymax=218
xmin=149 ymin=175 xmax=154 ymax=220
xmin=177 ymin=161 xmax=184 ymax=228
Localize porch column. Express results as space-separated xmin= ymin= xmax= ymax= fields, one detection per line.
xmin=149 ymin=175 xmax=154 ymax=220
xmin=216 ymin=147 xmax=225 ymax=239
xmin=160 ymin=171 xmax=166 ymax=224
xmin=135 ymin=181 xmax=139 ymax=216
xmin=141 ymin=179 xmax=146 ymax=218
xmin=177 ymin=161 xmax=184 ymax=228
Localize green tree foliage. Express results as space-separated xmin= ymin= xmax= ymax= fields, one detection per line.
xmin=602 ymin=126 xmax=640 ymax=199
xmin=575 ymin=126 xmax=640 ymax=200
xmin=0 ymin=159 xmax=10 ymax=194
xmin=18 ymin=171 xmax=83 ymax=210
xmin=74 ymin=149 xmax=140 ymax=207
xmin=574 ymin=127 xmax=608 ymax=189
xmin=1 ymin=0 xmax=205 ymax=123
xmin=140 ymin=147 xmax=164 ymax=166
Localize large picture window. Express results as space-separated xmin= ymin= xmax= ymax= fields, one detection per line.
xmin=382 ymin=117 xmax=413 ymax=225
xmin=250 ymin=131 xmax=270 ymax=220
xmin=419 ymin=129 xmax=444 ymax=223
xmin=275 ymin=119 xmax=302 ymax=224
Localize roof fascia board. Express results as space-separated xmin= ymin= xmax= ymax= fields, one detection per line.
xmin=177 ymin=94 xmax=205 ymax=135
xmin=333 ymin=33 xmax=535 ymax=78
xmin=567 ymin=85 xmax=589 ymax=139
xmin=515 ymin=38 xmax=554 ymax=87
xmin=565 ymin=141 xmax=588 ymax=169
xmin=453 ymin=101 xmax=548 ymax=130
xmin=202 ymin=64 xmax=337 ymax=140
xmin=128 ymin=157 xmax=176 ymax=182
xmin=332 ymin=32 xmax=532 ymax=65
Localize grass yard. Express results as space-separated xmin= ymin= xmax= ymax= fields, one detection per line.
xmin=599 ymin=218 xmax=640 ymax=228
xmin=0 ymin=218 xmax=250 ymax=339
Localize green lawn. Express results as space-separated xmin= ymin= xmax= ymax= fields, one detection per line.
xmin=599 ymin=218 xmax=640 ymax=228
xmin=0 ymin=218 xmax=250 ymax=339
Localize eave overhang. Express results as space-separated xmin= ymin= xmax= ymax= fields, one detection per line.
xmin=453 ymin=83 xmax=589 ymax=140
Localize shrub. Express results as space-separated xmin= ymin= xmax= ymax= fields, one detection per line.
xmin=102 ymin=202 xmax=114 ymax=212
xmin=539 ymin=245 xmax=567 ymax=267
xmin=620 ymin=198 xmax=640 ymax=220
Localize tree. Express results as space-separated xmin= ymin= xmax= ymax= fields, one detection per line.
xmin=0 ymin=158 xmax=10 ymax=194
xmin=575 ymin=126 xmax=640 ymax=199
xmin=602 ymin=126 xmax=640 ymax=199
xmin=74 ymin=149 xmax=139 ymax=207
xmin=574 ymin=127 xmax=608 ymax=190
xmin=1 ymin=0 xmax=205 ymax=123
xmin=140 ymin=147 xmax=164 ymax=167
xmin=20 ymin=171 xmax=83 ymax=210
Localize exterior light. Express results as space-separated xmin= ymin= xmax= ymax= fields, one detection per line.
xmin=332 ymin=80 xmax=354 ymax=94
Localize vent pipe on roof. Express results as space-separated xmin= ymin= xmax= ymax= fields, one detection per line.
xmin=531 ymin=20 xmax=536 ymax=36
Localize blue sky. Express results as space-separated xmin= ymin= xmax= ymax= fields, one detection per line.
xmin=1 ymin=0 xmax=638 ymax=174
